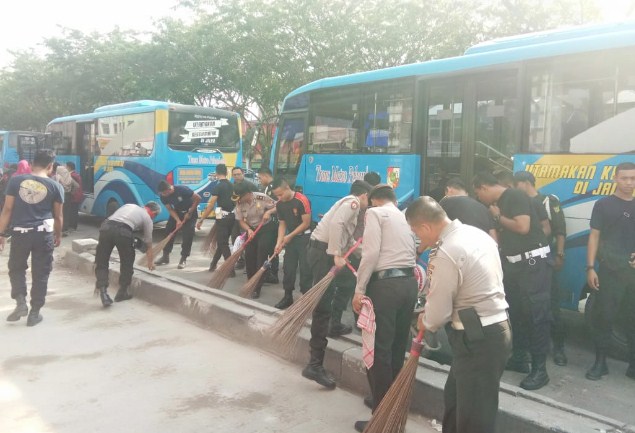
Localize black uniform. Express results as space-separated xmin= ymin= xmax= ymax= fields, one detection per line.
xmin=160 ymin=185 xmax=198 ymax=259
xmin=277 ymin=192 xmax=312 ymax=295
xmin=209 ymin=179 xmax=236 ymax=268
xmin=261 ymin=183 xmax=279 ymax=276
xmin=5 ymin=174 xmax=63 ymax=312
xmin=439 ymin=195 xmax=495 ymax=234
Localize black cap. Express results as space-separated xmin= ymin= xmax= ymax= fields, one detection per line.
xmin=513 ymin=170 xmax=536 ymax=185
xmin=350 ymin=180 xmax=372 ymax=195
xmin=233 ymin=182 xmax=253 ymax=200
xmin=369 ymin=183 xmax=393 ymax=200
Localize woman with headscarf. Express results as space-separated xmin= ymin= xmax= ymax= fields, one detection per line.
xmin=55 ymin=165 xmax=76 ymax=234
xmin=13 ymin=160 xmax=31 ymax=176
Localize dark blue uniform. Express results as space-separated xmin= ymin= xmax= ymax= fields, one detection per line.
xmin=160 ymin=185 xmax=198 ymax=260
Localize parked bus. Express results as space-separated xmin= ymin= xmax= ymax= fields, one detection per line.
xmin=270 ymin=21 xmax=635 ymax=317
xmin=46 ymin=100 xmax=243 ymax=221
xmin=0 ymin=130 xmax=48 ymax=170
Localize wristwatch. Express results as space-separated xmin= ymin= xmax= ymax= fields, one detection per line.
xmin=586 ymin=265 xmax=595 ymax=271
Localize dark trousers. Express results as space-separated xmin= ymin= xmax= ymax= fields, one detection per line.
xmin=331 ymin=255 xmax=360 ymax=325
xmin=268 ymin=221 xmax=280 ymax=274
xmin=67 ymin=202 xmax=80 ymax=230
xmin=95 ymin=221 xmax=135 ymax=291
xmin=307 ymin=243 xmax=336 ymax=366
xmin=62 ymin=193 xmax=71 ymax=231
xmin=366 ymin=276 xmax=418 ymax=411
xmin=163 ymin=211 xmax=197 ymax=259
xmin=244 ymin=223 xmax=277 ymax=294
xmin=443 ymin=320 xmax=512 ymax=433
xmin=503 ymin=256 xmax=552 ymax=357
xmin=551 ymin=270 xmax=566 ymax=349
xmin=282 ymin=233 xmax=312 ymax=294
xmin=211 ymin=216 xmax=235 ymax=266
xmin=9 ymin=231 xmax=55 ymax=310
xmin=589 ymin=265 xmax=635 ymax=361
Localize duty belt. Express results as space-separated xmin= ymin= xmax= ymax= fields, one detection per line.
xmin=506 ymin=245 xmax=550 ymax=264
xmin=12 ymin=222 xmax=52 ymax=234
xmin=215 ymin=208 xmax=232 ymax=220
xmin=451 ymin=311 xmax=508 ymax=330
xmin=371 ymin=267 xmax=414 ymax=282
xmin=308 ymin=238 xmax=328 ymax=251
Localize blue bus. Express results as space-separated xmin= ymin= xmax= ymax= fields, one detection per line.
xmin=270 ymin=21 xmax=635 ymax=316
xmin=46 ymin=100 xmax=243 ymax=221
xmin=0 ymin=130 xmax=48 ymax=170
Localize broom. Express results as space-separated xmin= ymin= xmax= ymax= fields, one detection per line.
xmin=267 ymin=238 xmax=363 ymax=353
xmin=201 ymin=221 xmax=218 ymax=256
xmin=208 ymin=221 xmax=265 ymax=290
xmin=238 ymin=251 xmax=279 ymax=298
xmin=136 ymin=226 xmax=181 ymax=266
xmin=362 ymin=328 xmax=426 ymax=433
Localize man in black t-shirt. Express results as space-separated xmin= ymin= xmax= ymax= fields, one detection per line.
xmin=474 ymin=171 xmax=551 ymax=391
xmin=0 ymin=150 xmax=64 ymax=327
xmin=586 ymin=162 xmax=635 ymax=381
xmin=197 ymin=164 xmax=237 ymax=272
xmin=258 ymin=167 xmax=279 ymax=283
xmin=272 ymin=176 xmax=312 ymax=309
xmin=155 ymin=180 xmax=201 ymax=269
xmin=439 ymin=177 xmax=497 ymax=241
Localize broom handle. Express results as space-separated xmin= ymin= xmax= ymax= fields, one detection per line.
xmin=346 ymin=261 xmax=358 ymax=277
xmin=410 ymin=327 xmax=425 ymax=357
xmin=328 ymin=238 xmax=363 ymax=274
xmin=244 ymin=221 xmax=265 ymax=246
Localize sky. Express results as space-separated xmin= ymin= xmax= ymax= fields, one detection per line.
xmin=0 ymin=0 xmax=633 ymax=67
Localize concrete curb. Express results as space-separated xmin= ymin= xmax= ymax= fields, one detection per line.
xmin=64 ymin=246 xmax=633 ymax=433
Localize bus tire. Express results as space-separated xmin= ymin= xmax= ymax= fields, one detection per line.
xmin=583 ymin=290 xmax=629 ymax=361
xmin=106 ymin=199 xmax=120 ymax=217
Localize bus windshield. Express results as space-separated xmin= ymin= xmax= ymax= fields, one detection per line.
xmin=168 ymin=111 xmax=240 ymax=152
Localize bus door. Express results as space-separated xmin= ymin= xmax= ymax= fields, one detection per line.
xmin=273 ymin=115 xmax=307 ymax=189
xmin=76 ymin=121 xmax=96 ymax=193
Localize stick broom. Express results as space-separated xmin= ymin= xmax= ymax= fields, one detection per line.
xmin=363 ymin=328 xmax=426 ymax=433
xmin=201 ymin=221 xmax=218 ymax=256
xmin=136 ymin=226 xmax=180 ymax=266
xmin=268 ymin=238 xmax=362 ymax=353
xmin=238 ymin=252 xmax=279 ymax=298
xmin=207 ymin=221 xmax=265 ymax=290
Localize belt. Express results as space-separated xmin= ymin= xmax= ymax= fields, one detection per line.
xmin=371 ymin=267 xmax=414 ymax=282
xmin=506 ymin=246 xmax=550 ymax=264
xmin=308 ymin=238 xmax=328 ymax=251
xmin=452 ymin=311 xmax=508 ymax=330
xmin=215 ymin=209 xmax=232 ymax=220
xmin=12 ymin=224 xmax=49 ymax=233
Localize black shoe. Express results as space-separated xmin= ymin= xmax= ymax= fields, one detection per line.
xmin=100 ymin=289 xmax=113 ymax=307
xmin=302 ymin=364 xmax=336 ymax=389
xmin=251 ymin=290 xmax=261 ymax=299
xmin=209 ymin=263 xmax=217 ymax=272
xmin=363 ymin=395 xmax=373 ymax=409
xmin=154 ymin=254 xmax=170 ymax=265
xmin=274 ymin=294 xmax=293 ymax=310
xmin=586 ymin=353 xmax=608 ymax=380
xmin=26 ymin=310 xmax=43 ymax=327
xmin=354 ymin=420 xmax=368 ymax=432
xmin=328 ymin=323 xmax=353 ymax=338
xmin=553 ymin=347 xmax=568 ymax=366
xmin=520 ymin=355 xmax=549 ymax=390
xmin=114 ymin=289 xmax=133 ymax=302
xmin=6 ymin=299 xmax=28 ymax=322
xmin=626 ymin=364 xmax=635 ymax=380
xmin=263 ymin=273 xmax=279 ymax=284
xmin=506 ymin=353 xmax=530 ymax=374
xmin=177 ymin=258 xmax=187 ymax=269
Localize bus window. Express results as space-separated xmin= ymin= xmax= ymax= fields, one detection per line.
xmin=122 ymin=113 xmax=154 ymax=156
xmin=474 ymin=73 xmax=518 ymax=175
xmin=49 ymin=122 xmax=75 ymax=155
xmin=362 ymin=82 xmax=414 ymax=154
xmin=308 ymin=88 xmax=360 ymax=153
xmin=98 ymin=116 xmax=124 ymax=156
xmin=275 ymin=117 xmax=305 ymax=177
xmin=168 ymin=111 xmax=240 ymax=152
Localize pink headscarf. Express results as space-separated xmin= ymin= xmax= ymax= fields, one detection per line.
xmin=14 ymin=160 xmax=31 ymax=176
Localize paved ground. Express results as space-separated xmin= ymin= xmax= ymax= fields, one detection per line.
xmin=0 ymin=256 xmax=440 ymax=433
xmin=4 ymin=215 xmax=634 ymax=427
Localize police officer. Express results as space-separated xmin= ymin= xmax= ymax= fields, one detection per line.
xmin=233 ymin=182 xmax=277 ymax=298
xmin=406 ymin=196 xmax=511 ymax=433
xmin=0 ymin=150 xmax=63 ymax=327
xmin=514 ymin=170 xmax=568 ymax=366
xmin=272 ymin=176 xmax=312 ymax=309
xmin=473 ymin=171 xmax=551 ymax=390
xmin=94 ymin=202 xmax=161 ymax=307
xmin=586 ymin=162 xmax=635 ymax=380
xmin=351 ymin=184 xmax=417 ymax=432
xmin=231 ymin=166 xmax=258 ymax=271
xmin=197 ymin=164 xmax=236 ymax=273
xmin=258 ymin=167 xmax=279 ymax=283
xmin=155 ymin=180 xmax=201 ymax=269
xmin=303 ymin=180 xmax=371 ymax=389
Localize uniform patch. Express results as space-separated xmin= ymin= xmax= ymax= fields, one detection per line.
xmin=351 ymin=201 xmax=359 ymax=210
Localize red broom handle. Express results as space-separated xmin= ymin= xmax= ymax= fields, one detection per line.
xmin=328 ymin=238 xmax=363 ymax=274
xmin=244 ymin=221 xmax=265 ymax=246
xmin=346 ymin=262 xmax=358 ymax=277
xmin=410 ymin=328 xmax=425 ymax=357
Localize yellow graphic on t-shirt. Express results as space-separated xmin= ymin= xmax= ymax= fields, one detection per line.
xmin=19 ymin=179 xmax=48 ymax=204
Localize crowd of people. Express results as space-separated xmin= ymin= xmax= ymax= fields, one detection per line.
xmin=2 ymin=149 xmax=634 ymax=432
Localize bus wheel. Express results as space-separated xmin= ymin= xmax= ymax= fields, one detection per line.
xmin=106 ymin=199 xmax=120 ymax=217
xmin=583 ymin=290 xmax=629 ymax=361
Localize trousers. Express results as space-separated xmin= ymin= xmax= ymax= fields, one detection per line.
xmin=282 ymin=233 xmax=312 ymax=294
xmin=307 ymin=243 xmax=337 ymax=366
xmin=163 ymin=211 xmax=198 ymax=258
xmin=244 ymin=223 xmax=277 ymax=294
xmin=95 ymin=220 xmax=135 ymax=290
xmin=9 ymin=230 xmax=55 ymax=310
xmin=210 ymin=215 xmax=235 ymax=266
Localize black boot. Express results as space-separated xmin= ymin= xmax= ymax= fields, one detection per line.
xmin=6 ymin=295 xmax=28 ymax=322
xmin=177 ymin=257 xmax=187 ymax=269
xmin=302 ymin=364 xmax=336 ymax=389
xmin=209 ymin=261 xmax=217 ymax=272
xmin=99 ymin=287 xmax=113 ymax=307
xmin=585 ymin=351 xmax=609 ymax=380
xmin=505 ymin=350 xmax=530 ymax=374
xmin=154 ymin=253 xmax=169 ymax=265
xmin=274 ymin=293 xmax=293 ymax=310
xmin=328 ymin=322 xmax=353 ymax=338
xmin=520 ymin=354 xmax=550 ymax=390
xmin=114 ymin=287 xmax=133 ymax=302
xmin=26 ymin=309 xmax=43 ymax=327
xmin=552 ymin=344 xmax=568 ymax=366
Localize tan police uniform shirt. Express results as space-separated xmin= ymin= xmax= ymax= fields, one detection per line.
xmin=311 ymin=194 xmax=361 ymax=256
xmin=355 ymin=202 xmax=416 ymax=294
xmin=234 ymin=192 xmax=276 ymax=228
xmin=423 ymin=220 xmax=509 ymax=333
